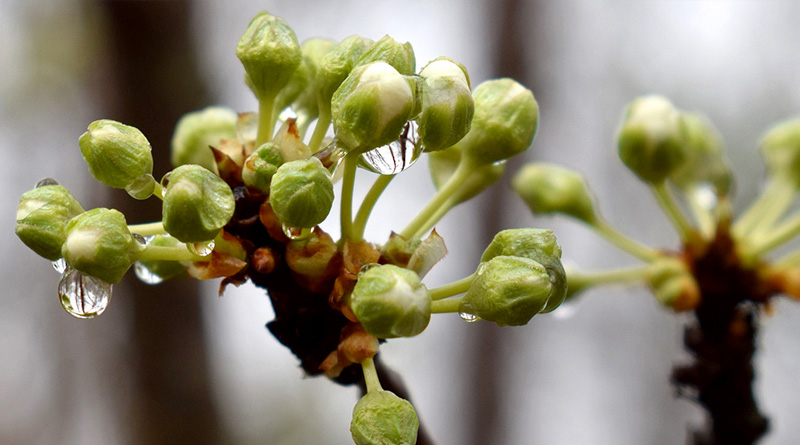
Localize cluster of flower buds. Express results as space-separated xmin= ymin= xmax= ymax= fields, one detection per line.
xmin=16 ymin=11 xmax=562 ymax=444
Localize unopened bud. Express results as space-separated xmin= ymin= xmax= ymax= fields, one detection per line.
xmin=269 ymin=157 xmax=334 ymax=228
xmin=162 ymin=165 xmax=235 ymax=243
xmin=16 ymin=184 xmax=84 ymax=261
xmin=416 ymin=58 xmax=474 ymax=152
xmin=350 ymin=390 xmax=419 ymax=445
xmin=236 ymin=12 xmax=302 ymax=101
xmin=647 ymin=257 xmax=701 ymax=312
xmin=356 ymin=35 xmax=416 ymax=75
xmin=242 ymin=142 xmax=284 ymax=194
xmin=317 ymin=35 xmax=374 ymax=106
xmin=512 ymin=163 xmax=598 ymax=224
xmin=759 ymin=116 xmax=800 ymax=188
xmin=171 ymin=106 xmax=238 ymax=171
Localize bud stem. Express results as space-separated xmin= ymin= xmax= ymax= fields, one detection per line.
xmin=153 ymin=182 xmax=165 ymax=200
xmin=137 ymin=244 xmax=210 ymax=262
xmin=128 ymin=221 xmax=166 ymax=236
xmin=684 ymin=189 xmax=717 ymax=240
xmin=592 ymin=219 xmax=661 ymax=262
xmin=651 ymin=183 xmax=698 ymax=243
xmin=341 ymin=152 xmax=359 ymax=241
xmin=361 ymin=357 xmax=383 ymax=393
xmin=400 ymin=163 xmax=473 ymax=239
xmin=308 ymin=107 xmax=331 ymax=152
xmin=744 ymin=209 xmax=800 ymax=259
xmin=733 ymin=178 xmax=796 ymax=240
xmin=430 ymin=296 xmax=464 ymax=314
xmin=568 ymin=264 xmax=651 ymax=290
xmin=256 ymin=94 xmax=278 ymax=146
xmin=353 ymin=174 xmax=395 ymax=241
xmin=429 ymin=273 xmax=476 ymax=301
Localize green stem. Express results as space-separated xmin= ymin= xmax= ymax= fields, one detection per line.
xmin=152 ymin=182 xmax=164 ymax=200
xmin=400 ymin=163 xmax=473 ymax=239
xmin=341 ymin=152 xmax=359 ymax=242
xmin=308 ymin=107 xmax=331 ymax=152
xmin=256 ymin=94 xmax=278 ymax=146
xmin=733 ymin=178 xmax=795 ymax=238
xmin=431 ymin=297 xmax=464 ymax=314
xmin=685 ymin=189 xmax=716 ymax=240
xmin=567 ymin=264 xmax=651 ymax=290
xmin=592 ymin=218 xmax=661 ymax=262
xmin=429 ymin=273 xmax=476 ymax=301
xmin=128 ymin=221 xmax=166 ymax=236
xmin=746 ymin=210 xmax=800 ymax=258
xmin=361 ymin=357 xmax=383 ymax=393
xmin=137 ymin=244 xmax=209 ymax=262
xmin=353 ymin=174 xmax=395 ymax=241
xmin=651 ymin=182 xmax=697 ymax=242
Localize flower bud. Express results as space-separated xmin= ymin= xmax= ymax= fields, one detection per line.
xmin=511 ymin=163 xmax=598 ymax=224
xmin=79 ymin=119 xmax=154 ymax=197
xmin=617 ymin=95 xmax=687 ymax=184
xmin=332 ymin=61 xmax=415 ymax=153
xmin=242 ymin=142 xmax=284 ymax=194
xmin=286 ymin=38 xmax=336 ymax=122
xmin=416 ymin=58 xmax=474 ymax=152
xmin=759 ymin=116 xmax=800 ymax=187
xmin=480 ymin=228 xmax=567 ymax=313
xmin=462 ymin=255 xmax=554 ymax=326
xmin=171 ymin=106 xmax=238 ymax=171
xmin=162 ymin=165 xmax=235 ymax=243
xmin=350 ymin=390 xmax=419 ymax=445
xmin=350 ymin=264 xmax=431 ymax=338
xmin=317 ymin=35 xmax=374 ymax=106
xmin=453 ymin=78 xmax=538 ymax=167
xmin=61 ymin=208 xmax=141 ymax=283
xmin=428 ymin=145 xmax=504 ymax=205
xmin=135 ymin=235 xmax=188 ymax=281
xmin=236 ymin=12 xmax=302 ymax=101
xmin=356 ymin=35 xmax=416 ymax=75
xmin=670 ymin=112 xmax=732 ymax=195
xmin=16 ymin=184 xmax=85 ymax=261
xmin=269 ymin=157 xmax=334 ymax=228
xmin=646 ymin=257 xmax=700 ymax=311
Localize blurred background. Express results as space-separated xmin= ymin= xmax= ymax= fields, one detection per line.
xmin=2 ymin=1 xmax=800 ymax=444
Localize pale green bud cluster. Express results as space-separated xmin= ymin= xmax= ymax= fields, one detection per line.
xmin=237 ymin=12 xmax=302 ymax=101
xmin=62 ymin=208 xmax=142 ymax=283
xmin=170 ymin=106 xmax=238 ymax=171
xmin=15 ymin=185 xmax=85 ymax=261
xmin=332 ymin=61 xmax=415 ymax=153
xmin=759 ymin=116 xmax=800 ymax=187
xmin=242 ymin=142 xmax=284 ymax=194
xmin=79 ymin=119 xmax=155 ymax=199
xmin=350 ymin=264 xmax=431 ymax=338
xmin=350 ymin=390 xmax=419 ymax=445
xmin=416 ymin=58 xmax=474 ymax=152
xmin=617 ymin=95 xmax=686 ymax=184
xmin=162 ymin=164 xmax=235 ymax=243
xmin=269 ymin=157 xmax=334 ymax=228
xmin=511 ymin=163 xmax=598 ymax=224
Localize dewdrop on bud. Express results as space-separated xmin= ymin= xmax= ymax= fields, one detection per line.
xmin=759 ymin=117 xmax=800 ymax=188
xmin=171 ymin=106 xmax=238 ymax=171
xmin=511 ymin=163 xmax=598 ymax=224
xmin=617 ymin=95 xmax=687 ymax=184
xmin=61 ymin=208 xmax=142 ymax=283
xmin=462 ymin=255 xmax=555 ymax=326
xmin=269 ymin=157 xmax=334 ymax=228
xmin=242 ymin=142 xmax=284 ymax=194
xmin=355 ymin=35 xmax=416 ymax=75
xmin=455 ymin=78 xmax=538 ymax=167
xmin=416 ymin=57 xmax=474 ymax=152
xmin=162 ymin=165 xmax=235 ymax=243
xmin=236 ymin=12 xmax=302 ymax=101
xmin=332 ymin=61 xmax=415 ymax=153
xmin=350 ymin=390 xmax=419 ymax=445
xmin=350 ymin=264 xmax=431 ymax=338
xmin=79 ymin=119 xmax=155 ymax=198
xmin=16 ymin=184 xmax=85 ymax=261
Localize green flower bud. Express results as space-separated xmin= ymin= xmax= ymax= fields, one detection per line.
xmin=428 ymin=145 xmax=504 ymax=204
xmin=162 ymin=165 xmax=235 ymax=243
xmin=317 ymin=35 xmax=374 ymax=106
xmin=511 ymin=163 xmax=598 ymax=224
xmin=454 ymin=78 xmax=538 ymax=167
xmin=269 ymin=157 xmax=334 ymax=228
xmin=79 ymin=119 xmax=154 ymax=197
xmin=350 ymin=264 xmax=431 ymax=338
xmin=759 ymin=116 xmax=800 ymax=187
xmin=61 ymin=208 xmax=142 ymax=283
xmin=416 ymin=58 xmax=474 ymax=152
xmin=135 ymin=235 xmax=188 ymax=281
xmin=171 ymin=106 xmax=238 ymax=171
xmin=350 ymin=390 xmax=419 ymax=445
xmin=462 ymin=255 xmax=554 ymax=326
xmin=355 ymin=35 xmax=416 ymax=75
xmin=287 ymin=38 xmax=336 ymax=122
xmin=647 ymin=257 xmax=700 ymax=312
xmin=242 ymin=142 xmax=284 ymax=194
xmin=480 ymin=228 xmax=567 ymax=313
xmin=332 ymin=61 xmax=415 ymax=153
xmin=617 ymin=95 xmax=687 ymax=184
xmin=670 ymin=112 xmax=732 ymax=196
xmin=236 ymin=12 xmax=302 ymax=101
xmin=16 ymin=184 xmax=85 ymax=261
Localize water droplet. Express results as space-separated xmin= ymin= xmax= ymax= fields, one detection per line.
xmin=278 ymin=106 xmax=298 ymax=122
xmin=58 ymin=269 xmax=112 ymax=319
xmin=281 ymin=224 xmax=312 ymax=241
xmin=358 ymin=263 xmax=381 ymax=276
xmin=52 ymin=258 xmax=68 ymax=274
xmin=691 ymin=183 xmax=718 ymax=210
xmin=358 ymin=122 xmax=421 ymax=175
xmin=552 ymin=298 xmax=579 ymax=320
xmin=134 ymin=262 xmax=165 ymax=285
xmin=35 ymin=178 xmax=59 ymax=188
xmin=314 ymin=139 xmax=346 ymax=175
xmin=188 ymin=241 xmax=215 ymax=256
xmin=458 ymin=301 xmax=481 ymax=323
xmin=476 ymin=262 xmax=488 ymax=276
xmin=132 ymin=233 xmax=153 ymax=246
